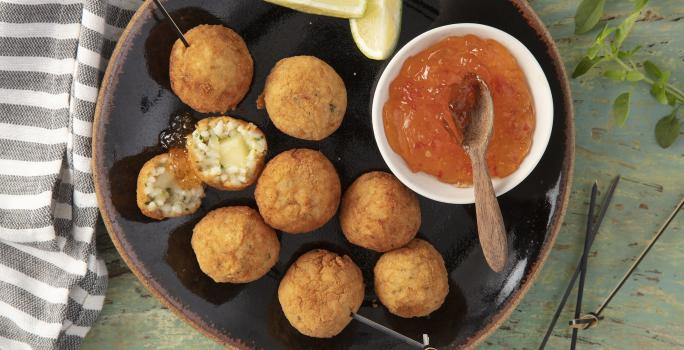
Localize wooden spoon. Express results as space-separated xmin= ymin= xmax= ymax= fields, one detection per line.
xmin=449 ymin=75 xmax=508 ymax=272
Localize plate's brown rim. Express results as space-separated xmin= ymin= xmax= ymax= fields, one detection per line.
xmin=92 ymin=1 xmax=249 ymax=349
xmin=91 ymin=1 xmax=575 ymax=349
xmin=456 ymin=2 xmax=575 ymax=348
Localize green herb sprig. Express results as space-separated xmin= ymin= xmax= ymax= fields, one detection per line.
xmin=573 ymin=0 xmax=682 ymax=148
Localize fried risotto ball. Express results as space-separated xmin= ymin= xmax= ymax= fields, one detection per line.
xmin=374 ymin=239 xmax=449 ymax=318
xmin=186 ymin=116 xmax=267 ymax=191
xmin=136 ymin=152 xmax=204 ymax=220
xmin=170 ymin=25 xmax=253 ymax=113
xmin=260 ymin=56 xmax=347 ymax=140
xmin=278 ymin=249 xmax=364 ymax=338
xmin=191 ymin=206 xmax=280 ymax=283
xmin=255 ymin=149 xmax=341 ymax=233
xmin=340 ymin=171 xmax=421 ymax=252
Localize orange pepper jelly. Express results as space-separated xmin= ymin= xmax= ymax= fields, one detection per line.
xmin=383 ymin=35 xmax=535 ymax=185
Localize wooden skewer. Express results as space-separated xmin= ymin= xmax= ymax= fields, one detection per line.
xmin=569 ymin=195 xmax=684 ymax=329
xmin=538 ymin=176 xmax=620 ymax=350
xmin=152 ymin=0 xmax=189 ymax=47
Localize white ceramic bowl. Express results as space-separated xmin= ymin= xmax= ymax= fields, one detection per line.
xmin=372 ymin=23 xmax=553 ymax=204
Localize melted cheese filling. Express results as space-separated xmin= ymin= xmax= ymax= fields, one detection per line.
xmin=189 ymin=118 xmax=266 ymax=186
xmin=219 ymin=136 xmax=249 ymax=168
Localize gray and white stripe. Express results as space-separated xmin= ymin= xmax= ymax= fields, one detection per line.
xmin=0 ymin=0 xmax=140 ymax=349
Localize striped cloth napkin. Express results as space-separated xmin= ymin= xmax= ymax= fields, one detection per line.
xmin=0 ymin=0 xmax=141 ymax=349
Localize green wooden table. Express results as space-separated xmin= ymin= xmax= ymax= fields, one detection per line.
xmin=83 ymin=1 xmax=684 ymax=348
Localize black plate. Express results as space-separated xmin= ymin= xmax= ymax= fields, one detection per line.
xmin=93 ymin=1 xmax=574 ymax=349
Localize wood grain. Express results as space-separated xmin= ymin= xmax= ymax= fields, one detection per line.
xmin=461 ymin=76 xmax=508 ymax=273
xmin=82 ymin=0 xmax=684 ymax=349
xmin=469 ymin=148 xmax=508 ymax=273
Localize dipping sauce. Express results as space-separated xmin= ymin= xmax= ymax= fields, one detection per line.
xmin=383 ymin=35 xmax=535 ymax=185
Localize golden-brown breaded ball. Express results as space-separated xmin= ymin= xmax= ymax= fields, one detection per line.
xmin=374 ymin=239 xmax=449 ymax=318
xmin=340 ymin=171 xmax=421 ymax=252
xmin=136 ymin=153 xmax=204 ymax=220
xmin=278 ymin=249 xmax=364 ymax=337
xmin=260 ymin=56 xmax=347 ymax=140
xmin=255 ymin=149 xmax=341 ymax=233
xmin=170 ymin=25 xmax=253 ymax=113
xmin=186 ymin=116 xmax=267 ymax=191
xmin=191 ymin=206 xmax=280 ymax=283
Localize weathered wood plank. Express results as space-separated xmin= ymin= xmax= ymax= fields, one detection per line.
xmin=83 ymin=1 xmax=684 ymax=349
xmin=484 ymin=1 xmax=684 ymax=349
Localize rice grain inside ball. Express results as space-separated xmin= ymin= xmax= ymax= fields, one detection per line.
xmin=186 ymin=116 xmax=267 ymax=191
xmin=136 ymin=153 xmax=205 ymax=220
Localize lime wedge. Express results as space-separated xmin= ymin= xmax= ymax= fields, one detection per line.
xmin=264 ymin=0 xmax=367 ymax=19
xmin=350 ymin=0 xmax=402 ymax=60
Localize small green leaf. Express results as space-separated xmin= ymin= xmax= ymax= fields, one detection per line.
xmin=650 ymin=71 xmax=672 ymax=104
xmin=575 ymin=0 xmax=607 ymax=34
xmin=604 ymin=69 xmax=626 ymax=81
xmin=614 ymin=28 xmax=627 ymax=50
xmin=619 ymin=45 xmax=642 ymax=59
xmin=613 ymin=92 xmax=632 ymax=126
xmin=650 ymin=83 xmax=668 ymax=105
xmin=573 ymin=56 xmax=600 ymax=78
xmin=659 ymin=71 xmax=672 ymax=84
xmin=643 ymin=60 xmax=662 ymax=79
xmin=614 ymin=9 xmax=642 ymax=50
xmin=655 ymin=110 xmax=680 ymax=148
xmin=666 ymin=91 xmax=678 ymax=106
xmin=595 ymin=24 xmax=615 ymax=44
xmin=625 ymin=70 xmax=644 ymax=82
xmin=587 ymin=43 xmax=602 ymax=59
xmin=610 ymin=40 xmax=619 ymax=55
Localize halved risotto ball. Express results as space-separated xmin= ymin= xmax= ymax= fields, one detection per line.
xmin=278 ymin=249 xmax=364 ymax=338
xmin=260 ymin=55 xmax=347 ymax=140
xmin=170 ymin=24 xmax=253 ymax=113
xmin=186 ymin=116 xmax=267 ymax=191
xmin=374 ymin=239 xmax=449 ymax=318
xmin=340 ymin=171 xmax=421 ymax=252
xmin=192 ymin=206 xmax=280 ymax=283
xmin=136 ymin=152 xmax=205 ymax=220
xmin=255 ymin=149 xmax=341 ymax=234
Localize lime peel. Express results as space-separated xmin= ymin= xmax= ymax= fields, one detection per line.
xmin=350 ymin=0 xmax=402 ymax=60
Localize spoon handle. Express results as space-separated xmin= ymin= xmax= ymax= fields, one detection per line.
xmin=469 ymin=149 xmax=508 ymax=272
